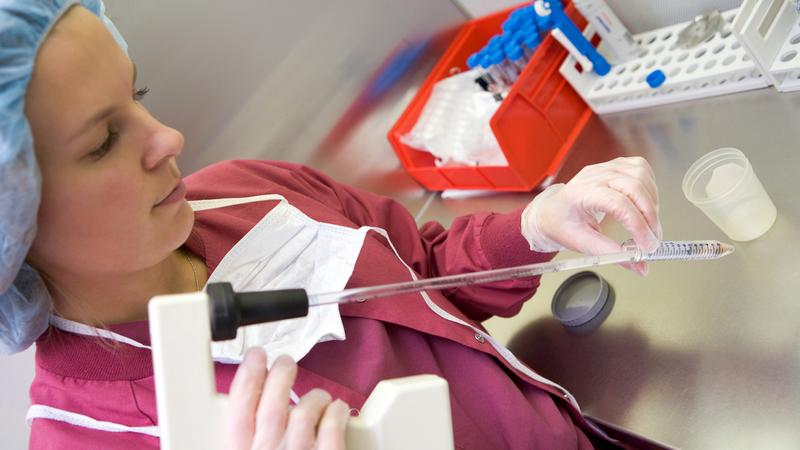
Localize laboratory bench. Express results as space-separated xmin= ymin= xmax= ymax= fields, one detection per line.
xmin=310 ymin=43 xmax=800 ymax=448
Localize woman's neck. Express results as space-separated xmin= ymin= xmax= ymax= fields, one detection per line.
xmin=46 ymin=248 xmax=207 ymax=326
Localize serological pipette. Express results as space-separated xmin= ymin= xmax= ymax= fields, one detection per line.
xmin=206 ymin=240 xmax=733 ymax=341
xmin=307 ymin=240 xmax=734 ymax=307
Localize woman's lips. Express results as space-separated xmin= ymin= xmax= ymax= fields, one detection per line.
xmin=155 ymin=180 xmax=186 ymax=207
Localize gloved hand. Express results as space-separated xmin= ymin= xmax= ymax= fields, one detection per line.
xmin=521 ymin=157 xmax=662 ymax=276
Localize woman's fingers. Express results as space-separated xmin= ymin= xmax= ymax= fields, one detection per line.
xmin=226 ymin=350 xmax=349 ymax=450
xmin=524 ymin=156 xmax=661 ymax=277
xmin=283 ymin=388 xmax=334 ymax=449
xmin=252 ymin=354 xmax=297 ymax=449
xmin=316 ymin=400 xmax=350 ymax=450
xmin=585 ymin=157 xmax=663 ymax=250
xmin=630 ymin=260 xmax=649 ymax=276
xmin=226 ymin=348 xmax=268 ymax=450
xmin=583 ymin=187 xmax=660 ymax=253
xmin=606 ymin=176 xmax=661 ymax=239
xmin=610 ymin=157 xmax=659 ymax=206
xmin=563 ymin=222 xmax=626 ymax=256
xmin=589 ymin=157 xmax=659 ymax=206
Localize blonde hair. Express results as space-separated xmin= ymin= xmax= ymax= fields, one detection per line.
xmin=38 ymin=270 xmax=123 ymax=352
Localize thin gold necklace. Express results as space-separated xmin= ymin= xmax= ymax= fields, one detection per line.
xmin=183 ymin=249 xmax=200 ymax=291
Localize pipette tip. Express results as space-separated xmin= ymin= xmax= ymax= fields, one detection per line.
xmin=718 ymin=241 xmax=735 ymax=258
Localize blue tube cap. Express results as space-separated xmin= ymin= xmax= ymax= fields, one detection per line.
xmin=509 ymin=8 xmax=525 ymax=21
xmin=489 ymin=50 xmax=505 ymax=65
xmin=510 ymin=29 xmax=526 ymax=45
xmin=594 ymin=58 xmax=611 ymax=76
xmin=502 ymin=16 xmax=519 ymax=33
xmin=646 ymin=69 xmax=666 ymax=88
xmin=505 ymin=44 xmax=524 ymax=61
xmin=480 ymin=53 xmax=493 ymax=69
xmin=467 ymin=52 xmax=481 ymax=69
xmin=534 ymin=12 xmax=553 ymax=30
xmin=523 ymin=32 xmax=541 ymax=50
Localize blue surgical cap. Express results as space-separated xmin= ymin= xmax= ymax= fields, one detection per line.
xmin=0 ymin=0 xmax=128 ymax=354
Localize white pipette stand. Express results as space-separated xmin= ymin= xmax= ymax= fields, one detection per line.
xmin=148 ymin=292 xmax=455 ymax=450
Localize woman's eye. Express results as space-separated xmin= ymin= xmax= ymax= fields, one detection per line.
xmin=134 ymin=86 xmax=150 ymax=101
xmin=89 ymin=130 xmax=119 ymax=161
xmin=85 ymin=87 xmax=147 ymax=161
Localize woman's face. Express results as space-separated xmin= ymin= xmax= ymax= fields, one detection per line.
xmin=24 ymin=6 xmax=193 ymax=279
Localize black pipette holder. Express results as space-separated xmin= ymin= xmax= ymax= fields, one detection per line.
xmin=207 ymin=282 xmax=309 ymax=341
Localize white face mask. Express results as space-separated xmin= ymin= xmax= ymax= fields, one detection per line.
xmin=193 ymin=194 xmax=372 ymax=367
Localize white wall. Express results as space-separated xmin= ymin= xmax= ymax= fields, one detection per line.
xmin=103 ymin=0 xmax=466 ymax=174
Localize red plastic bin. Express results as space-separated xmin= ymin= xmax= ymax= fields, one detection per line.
xmin=388 ymin=3 xmax=593 ymax=191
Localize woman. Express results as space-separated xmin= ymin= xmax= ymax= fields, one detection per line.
xmin=2 ymin=1 xmax=663 ymax=449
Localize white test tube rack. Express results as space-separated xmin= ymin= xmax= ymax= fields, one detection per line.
xmin=733 ymin=0 xmax=800 ymax=93
xmin=559 ymin=8 xmax=770 ymax=114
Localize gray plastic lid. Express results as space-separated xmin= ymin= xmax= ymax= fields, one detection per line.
xmin=551 ymin=271 xmax=610 ymax=328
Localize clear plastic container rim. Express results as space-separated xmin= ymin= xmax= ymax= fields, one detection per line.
xmin=682 ymin=147 xmax=752 ymax=205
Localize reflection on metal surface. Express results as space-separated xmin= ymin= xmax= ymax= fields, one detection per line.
xmin=551 ymin=116 xmax=632 ymax=184
xmin=506 ymin=317 xmax=659 ymax=424
xmin=485 ymin=87 xmax=800 ymax=449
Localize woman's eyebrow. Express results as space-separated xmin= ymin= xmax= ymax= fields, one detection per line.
xmin=66 ymin=62 xmax=137 ymax=144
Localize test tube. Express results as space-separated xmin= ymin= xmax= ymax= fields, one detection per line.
xmin=520 ymin=22 xmax=538 ymax=39
xmin=522 ymin=30 xmax=541 ymax=59
xmin=480 ymin=52 xmax=506 ymax=92
xmin=487 ymin=35 xmax=503 ymax=52
xmin=467 ymin=51 xmax=493 ymax=92
xmin=501 ymin=35 xmax=521 ymax=76
xmin=510 ymin=29 xmax=526 ymax=46
xmin=509 ymin=31 xmax=527 ymax=63
xmin=490 ymin=49 xmax=518 ymax=85
xmin=505 ymin=43 xmax=527 ymax=75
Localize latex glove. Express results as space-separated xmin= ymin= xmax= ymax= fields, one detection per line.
xmin=227 ymin=348 xmax=349 ymax=450
xmin=521 ymin=157 xmax=662 ymax=276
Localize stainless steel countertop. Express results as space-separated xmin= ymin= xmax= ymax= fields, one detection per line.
xmin=480 ymin=88 xmax=800 ymax=450
xmin=309 ymin=37 xmax=800 ymax=449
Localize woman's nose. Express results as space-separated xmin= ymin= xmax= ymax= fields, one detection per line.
xmin=142 ymin=122 xmax=184 ymax=170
